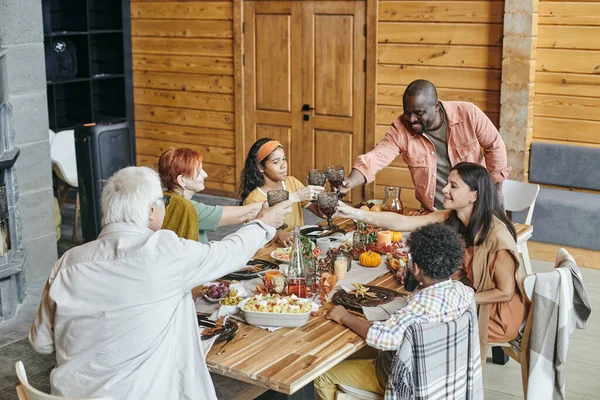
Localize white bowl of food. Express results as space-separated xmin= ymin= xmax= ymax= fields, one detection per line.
xmin=202 ymin=281 xmax=231 ymax=303
xmin=219 ymin=296 xmax=243 ymax=315
xmin=239 ymin=294 xmax=313 ymax=327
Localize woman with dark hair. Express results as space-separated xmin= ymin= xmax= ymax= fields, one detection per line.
xmin=158 ymin=148 xmax=263 ymax=243
xmin=240 ymin=138 xmax=324 ymax=247
xmin=336 ymin=162 xmax=527 ymax=351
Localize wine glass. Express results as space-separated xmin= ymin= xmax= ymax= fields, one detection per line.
xmin=306 ymin=169 xmax=327 ymax=202
xmin=267 ymin=190 xmax=289 ymax=230
xmin=317 ymin=192 xmax=340 ymax=231
xmin=326 ymin=165 xmax=345 ymax=198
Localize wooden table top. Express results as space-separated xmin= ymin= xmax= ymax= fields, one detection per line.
xmin=205 ymin=217 xmax=533 ymax=394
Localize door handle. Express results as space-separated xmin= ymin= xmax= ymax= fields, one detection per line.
xmin=302 ymin=104 xmax=315 ymax=111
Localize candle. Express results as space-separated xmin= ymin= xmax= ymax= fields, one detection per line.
xmin=334 ymin=259 xmax=347 ymax=280
xmin=264 ymin=270 xmax=282 ymax=293
xmin=377 ymin=231 xmax=392 ymax=246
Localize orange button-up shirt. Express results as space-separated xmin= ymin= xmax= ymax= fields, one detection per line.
xmin=354 ymin=101 xmax=510 ymax=211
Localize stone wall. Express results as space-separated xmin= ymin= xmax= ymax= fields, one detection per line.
xmin=0 ymin=0 xmax=58 ymax=322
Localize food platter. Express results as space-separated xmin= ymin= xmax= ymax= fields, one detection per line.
xmin=222 ymin=259 xmax=280 ymax=280
xmin=331 ymin=285 xmax=401 ymax=311
xmin=270 ymin=247 xmax=291 ymax=262
xmin=300 ymin=226 xmax=337 ymax=238
xmin=197 ymin=313 xmax=238 ymax=343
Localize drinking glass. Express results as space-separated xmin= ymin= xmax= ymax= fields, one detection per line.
xmin=267 ymin=190 xmax=289 ymax=230
xmin=317 ymin=192 xmax=339 ymax=231
xmin=326 ymin=166 xmax=345 ymax=198
xmin=307 ymin=169 xmax=327 ymax=202
xmin=316 ymin=238 xmax=331 ymax=255
xmin=307 ymin=169 xmax=327 ymax=186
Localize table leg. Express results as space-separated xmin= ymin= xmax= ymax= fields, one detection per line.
xmin=256 ymin=382 xmax=315 ymax=400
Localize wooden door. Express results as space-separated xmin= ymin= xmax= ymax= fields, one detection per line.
xmin=301 ymin=2 xmax=366 ymax=203
xmin=244 ymin=1 xmax=366 ymax=202
xmin=243 ymin=1 xmax=303 ymax=175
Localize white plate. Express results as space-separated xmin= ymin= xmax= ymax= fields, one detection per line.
xmin=270 ymin=247 xmax=292 ymax=262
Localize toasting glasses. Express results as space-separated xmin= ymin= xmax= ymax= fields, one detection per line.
xmin=267 ymin=190 xmax=289 ymax=230
xmin=326 ymin=165 xmax=345 ymax=199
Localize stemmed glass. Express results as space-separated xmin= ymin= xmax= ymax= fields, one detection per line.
xmin=306 ymin=169 xmax=327 ymax=202
xmin=267 ymin=190 xmax=289 ymax=230
xmin=326 ymin=165 xmax=345 ymax=199
xmin=317 ymin=192 xmax=343 ymax=233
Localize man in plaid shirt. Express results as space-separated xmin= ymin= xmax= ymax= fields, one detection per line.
xmin=315 ymin=223 xmax=474 ymax=400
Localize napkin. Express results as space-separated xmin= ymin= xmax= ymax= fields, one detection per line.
xmin=199 ymin=312 xmax=229 ymax=356
xmin=361 ymin=296 xmax=408 ymax=321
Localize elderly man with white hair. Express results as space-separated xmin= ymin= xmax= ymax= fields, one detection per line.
xmin=29 ymin=166 xmax=291 ymax=400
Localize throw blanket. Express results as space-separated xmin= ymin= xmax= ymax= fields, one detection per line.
xmin=386 ymin=305 xmax=483 ymax=400
xmin=526 ymin=248 xmax=592 ymax=399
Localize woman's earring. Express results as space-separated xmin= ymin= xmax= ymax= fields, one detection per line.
xmin=469 ymin=199 xmax=474 ymax=204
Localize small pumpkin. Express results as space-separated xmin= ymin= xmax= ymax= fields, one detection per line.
xmin=389 ymin=231 xmax=403 ymax=243
xmin=359 ymin=251 xmax=382 ymax=267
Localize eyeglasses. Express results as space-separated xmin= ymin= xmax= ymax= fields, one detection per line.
xmin=159 ymin=195 xmax=171 ymax=207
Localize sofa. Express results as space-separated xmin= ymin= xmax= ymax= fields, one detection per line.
xmin=516 ymin=142 xmax=600 ymax=251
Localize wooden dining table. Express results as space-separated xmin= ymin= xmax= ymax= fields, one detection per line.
xmin=205 ymin=218 xmax=385 ymax=397
xmin=204 ymin=217 xmax=533 ymax=398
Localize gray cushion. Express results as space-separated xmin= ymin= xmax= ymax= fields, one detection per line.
xmin=529 ymin=143 xmax=600 ymax=191
xmin=525 ymin=188 xmax=600 ymax=251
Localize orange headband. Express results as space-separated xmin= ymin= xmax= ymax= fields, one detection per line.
xmin=257 ymin=140 xmax=282 ymax=162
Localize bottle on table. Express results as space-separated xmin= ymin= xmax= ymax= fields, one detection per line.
xmin=287 ymin=227 xmax=307 ymax=298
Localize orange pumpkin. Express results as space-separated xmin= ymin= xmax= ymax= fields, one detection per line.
xmin=389 ymin=231 xmax=403 ymax=243
xmin=359 ymin=251 xmax=382 ymax=267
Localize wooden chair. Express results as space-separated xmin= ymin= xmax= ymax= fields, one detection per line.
xmin=50 ymin=129 xmax=80 ymax=242
xmin=15 ymin=361 xmax=112 ymax=400
xmin=503 ymin=179 xmax=540 ymax=275
xmin=336 ymin=385 xmax=383 ymax=399
xmin=336 ymin=308 xmax=482 ymax=400
xmin=487 ymin=274 xmax=535 ymax=397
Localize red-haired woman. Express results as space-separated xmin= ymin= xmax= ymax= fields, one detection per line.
xmin=158 ymin=148 xmax=263 ymax=242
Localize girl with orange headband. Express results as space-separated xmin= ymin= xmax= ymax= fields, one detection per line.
xmin=240 ymin=138 xmax=324 ymax=247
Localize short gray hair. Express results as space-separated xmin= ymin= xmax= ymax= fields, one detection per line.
xmin=101 ymin=166 xmax=163 ymax=228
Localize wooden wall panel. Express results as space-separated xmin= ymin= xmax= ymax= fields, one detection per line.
xmin=372 ymin=0 xmax=503 ymax=204
xmin=131 ymin=0 xmax=237 ymax=197
xmin=532 ymin=0 xmax=600 ymax=196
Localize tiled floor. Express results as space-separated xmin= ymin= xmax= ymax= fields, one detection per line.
xmin=0 ymin=193 xmax=597 ymax=399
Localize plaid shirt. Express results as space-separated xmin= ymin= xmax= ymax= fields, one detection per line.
xmin=366 ymin=279 xmax=474 ymax=351
xmin=385 ymin=305 xmax=483 ymax=400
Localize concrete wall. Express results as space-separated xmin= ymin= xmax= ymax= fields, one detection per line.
xmin=0 ymin=0 xmax=58 ymax=319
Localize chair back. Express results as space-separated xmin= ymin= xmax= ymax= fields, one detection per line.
xmin=15 ymin=361 xmax=112 ymax=400
xmin=387 ymin=306 xmax=483 ymax=399
xmin=502 ymin=180 xmax=540 ymax=225
xmin=50 ymin=129 xmax=78 ymax=187
xmin=523 ymin=275 xmax=535 ymax=301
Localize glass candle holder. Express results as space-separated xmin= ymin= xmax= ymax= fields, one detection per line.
xmin=331 ymin=251 xmax=351 ymax=280
xmin=263 ymin=270 xmax=285 ymax=294
xmin=352 ymin=231 xmax=366 ymax=260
